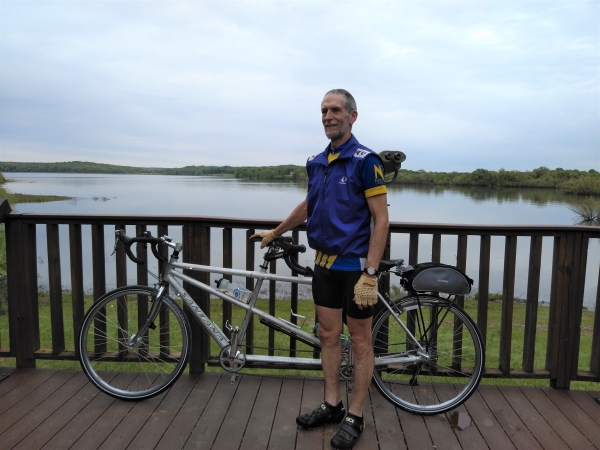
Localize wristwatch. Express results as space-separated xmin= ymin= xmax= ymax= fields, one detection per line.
xmin=363 ymin=267 xmax=378 ymax=276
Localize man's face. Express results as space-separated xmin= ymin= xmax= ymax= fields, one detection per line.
xmin=321 ymin=94 xmax=357 ymax=143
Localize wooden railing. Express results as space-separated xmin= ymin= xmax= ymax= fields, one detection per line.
xmin=1 ymin=198 xmax=599 ymax=389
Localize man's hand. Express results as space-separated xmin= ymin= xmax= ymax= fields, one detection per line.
xmin=354 ymin=274 xmax=378 ymax=308
xmin=252 ymin=229 xmax=280 ymax=249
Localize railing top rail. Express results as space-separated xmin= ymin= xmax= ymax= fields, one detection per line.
xmin=6 ymin=211 xmax=600 ymax=236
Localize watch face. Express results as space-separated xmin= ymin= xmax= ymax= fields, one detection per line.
xmin=365 ymin=267 xmax=376 ymax=275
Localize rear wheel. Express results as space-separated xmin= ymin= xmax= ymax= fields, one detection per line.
xmin=372 ymin=295 xmax=484 ymax=415
xmin=78 ymin=285 xmax=190 ymax=400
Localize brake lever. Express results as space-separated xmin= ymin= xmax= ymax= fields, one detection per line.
xmin=110 ymin=231 xmax=120 ymax=256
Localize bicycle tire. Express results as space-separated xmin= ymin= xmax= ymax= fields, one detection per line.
xmin=372 ymin=295 xmax=484 ymax=415
xmin=78 ymin=285 xmax=191 ymax=400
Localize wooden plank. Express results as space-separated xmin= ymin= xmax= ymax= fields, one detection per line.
xmin=391 ymin=385 xmax=432 ymax=450
xmin=197 ymin=224 xmax=211 ymax=363
xmin=97 ymin=390 xmax=169 ymax=450
xmin=69 ymin=224 xmax=85 ymax=353
xmin=91 ymin=224 xmax=107 ymax=354
xmin=511 ymin=388 xmax=590 ymax=450
xmin=477 ymin=235 xmax=491 ymax=347
xmin=183 ymin=373 xmax=239 ymax=450
xmin=523 ymin=235 xmax=542 ymax=372
xmin=460 ymin=388 xmax=517 ymax=450
xmin=431 ymin=233 xmax=441 ymax=263
xmin=499 ymin=235 xmax=517 ymax=375
xmin=296 ymin=378 xmax=325 ymax=450
xmin=0 ymin=371 xmax=87 ymax=448
xmin=497 ymin=385 xmax=567 ymax=450
xmin=0 ymin=367 xmax=36 ymax=398
xmin=539 ymin=387 xmax=600 ymax=448
xmin=68 ymin=372 xmax=146 ymax=450
xmin=369 ymin=386 xmax=406 ymax=450
xmin=156 ymin=372 xmax=221 ymax=450
xmin=566 ymin=390 xmax=600 ymax=427
xmin=239 ymin=376 xmax=283 ymax=450
xmin=477 ymin=385 xmax=542 ymax=449
xmin=212 ymin=375 xmax=262 ymax=449
xmin=0 ymin=370 xmax=74 ymax=435
xmin=46 ymin=223 xmax=65 ymax=354
xmin=268 ymin=377 xmax=303 ymax=450
xmin=0 ymin=369 xmax=57 ymax=415
xmin=12 ymin=372 xmax=119 ymax=450
xmin=126 ymin=374 xmax=202 ymax=449
xmin=353 ymin=387 xmax=378 ymax=450
xmin=435 ymin=384 xmax=488 ymax=450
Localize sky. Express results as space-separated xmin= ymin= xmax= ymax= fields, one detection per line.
xmin=0 ymin=0 xmax=598 ymax=172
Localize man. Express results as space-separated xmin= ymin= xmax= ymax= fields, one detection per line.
xmin=253 ymin=89 xmax=388 ymax=450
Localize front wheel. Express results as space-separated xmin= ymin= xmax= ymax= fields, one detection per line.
xmin=372 ymin=295 xmax=484 ymax=415
xmin=78 ymin=285 xmax=191 ymax=400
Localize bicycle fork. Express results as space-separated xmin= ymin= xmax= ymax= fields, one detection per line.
xmin=126 ymin=284 xmax=167 ymax=350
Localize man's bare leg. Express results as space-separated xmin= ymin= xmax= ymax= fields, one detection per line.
xmin=316 ymin=305 xmax=344 ymax=406
xmin=346 ymin=315 xmax=374 ymax=416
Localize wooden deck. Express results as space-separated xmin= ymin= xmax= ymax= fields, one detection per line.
xmin=0 ymin=368 xmax=598 ymax=450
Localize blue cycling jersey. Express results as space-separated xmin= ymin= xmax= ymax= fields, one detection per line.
xmin=306 ymin=135 xmax=386 ymax=267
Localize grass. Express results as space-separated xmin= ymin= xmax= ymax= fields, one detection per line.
xmin=0 ymin=291 xmax=598 ymax=391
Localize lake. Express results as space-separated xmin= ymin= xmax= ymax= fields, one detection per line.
xmin=4 ymin=172 xmax=599 ymax=310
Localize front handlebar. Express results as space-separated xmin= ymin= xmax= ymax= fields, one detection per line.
xmin=113 ymin=229 xmax=168 ymax=265
xmin=115 ymin=230 xmax=314 ymax=277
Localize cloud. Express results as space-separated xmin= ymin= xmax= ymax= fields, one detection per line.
xmin=0 ymin=1 xmax=598 ymax=171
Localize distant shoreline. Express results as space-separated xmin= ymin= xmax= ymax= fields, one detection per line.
xmin=1 ymin=161 xmax=599 ymax=195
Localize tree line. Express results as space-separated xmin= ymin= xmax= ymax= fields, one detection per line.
xmin=1 ymin=161 xmax=598 ymax=194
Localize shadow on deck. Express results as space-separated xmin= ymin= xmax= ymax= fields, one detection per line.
xmin=0 ymin=368 xmax=599 ymax=450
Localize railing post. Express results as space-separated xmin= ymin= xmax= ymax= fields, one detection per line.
xmin=591 ymin=262 xmax=600 ymax=376
xmin=477 ymin=235 xmax=491 ymax=348
xmin=6 ymin=217 xmax=39 ymax=367
xmin=550 ymin=232 xmax=588 ymax=389
xmin=222 ymin=228 xmax=233 ymax=339
xmin=522 ymin=235 xmax=542 ymax=373
xmin=246 ymin=229 xmax=255 ymax=355
xmin=47 ymin=223 xmax=65 ymax=355
xmin=183 ymin=223 xmax=210 ymax=374
xmin=69 ymin=224 xmax=85 ymax=354
xmin=289 ymin=229 xmax=300 ymax=357
xmin=499 ymin=235 xmax=517 ymax=375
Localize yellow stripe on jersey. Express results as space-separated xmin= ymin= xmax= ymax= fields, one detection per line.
xmin=325 ymin=255 xmax=337 ymax=268
xmin=365 ymin=185 xmax=387 ymax=198
xmin=374 ymin=165 xmax=384 ymax=181
xmin=327 ymin=152 xmax=340 ymax=164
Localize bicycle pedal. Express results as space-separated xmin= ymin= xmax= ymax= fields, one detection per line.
xmin=230 ymin=374 xmax=239 ymax=384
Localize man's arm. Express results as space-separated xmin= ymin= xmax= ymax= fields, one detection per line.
xmin=250 ymin=197 xmax=308 ymax=247
xmin=364 ymin=193 xmax=389 ymax=275
xmin=273 ymin=197 xmax=308 ymax=236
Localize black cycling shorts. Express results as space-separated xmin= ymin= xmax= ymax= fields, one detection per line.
xmin=312 ymin=265 xmax=373 ymax=320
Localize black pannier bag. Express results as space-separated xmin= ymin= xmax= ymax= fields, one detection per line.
xmin=400 ymin=262 xmax=474 ymax=295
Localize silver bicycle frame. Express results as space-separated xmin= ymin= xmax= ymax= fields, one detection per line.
xmin=159 ymin=257 xmax=424 ymax=369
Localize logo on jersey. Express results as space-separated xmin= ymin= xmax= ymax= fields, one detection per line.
xmin=353 ymin=149 xmax=369 ymax=159
xmin=339 ymin=176 xmax=347 ymax=184
xmin=308 ymin=155 xmax=316 ymax=161
xmin=374 ymin=165 xmax=385 ymax=182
